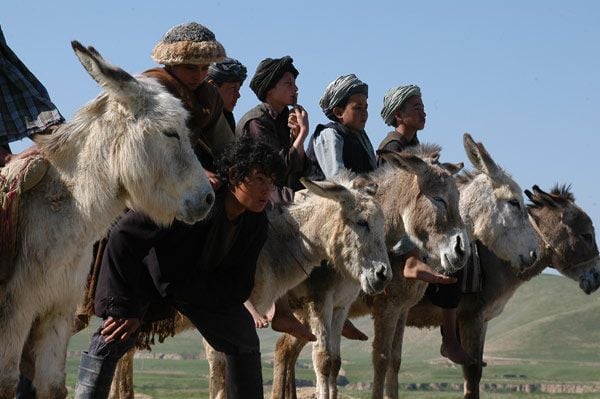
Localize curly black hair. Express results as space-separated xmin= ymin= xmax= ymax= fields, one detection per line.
xmin=215 ymin=135 xmax=285 ymax=186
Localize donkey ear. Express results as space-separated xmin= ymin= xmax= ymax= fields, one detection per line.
xmin=463 ymin=133 xmax=500 ymax=178
xmin=441 ymin=162 xmax=464 ymax=176
xmin=299 ymin=177 xmax=349 ymax=202
xmin=71 ymin=41 xmax=145 ymax=112
xmin=376 ymin=150 xmax=428 ymax=176
xmin=531 ymin=185 xmax=559 ymax=207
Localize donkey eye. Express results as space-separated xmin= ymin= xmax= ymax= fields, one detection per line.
xmin=163 ymin=130 xmax=180 ymax=140
xmin=357 ymin=220 xmax=370 ymax=231
xmin=582 ymin=233 xmax=594 ymax=244
xmin=508 ymin=199 xmax=521 ymax=209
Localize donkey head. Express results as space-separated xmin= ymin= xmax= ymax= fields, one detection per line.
xmin=300 ymin=175 xmax=392 ymax=294
xmin=378 ymin=146 xmax=470 ymax=275
xmin=458 ymin=133 xmax=538 ymax=271
xmin=526 ymin=185 xmax=600 ymax=294
xmin=71 ymin=41 xmax=214 ymax=225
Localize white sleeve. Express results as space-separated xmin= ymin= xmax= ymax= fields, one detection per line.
xmin=313 ymin=128 xmax=346 ymax=179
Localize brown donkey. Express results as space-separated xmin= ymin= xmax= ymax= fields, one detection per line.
xmin=346 ymin=133 xmax=540 ymax=399
xmin=407 ymin=184 xmax=600 ymax=399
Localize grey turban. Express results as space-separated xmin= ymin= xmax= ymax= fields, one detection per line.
xmin=380 ymin=85 xmax=421 ymax=126
xmin=151 ymin=22 xmax=226 ymax=66
xmin=249 ymin=56 xmax=299 ymax=101
xmin=319 ymin=74 xmax=368 ymax=121
xmin=207 ymin=57 xmax=248 ymax=85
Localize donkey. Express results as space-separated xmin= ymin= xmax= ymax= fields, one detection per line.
xmin=346 ymin=133 xmax=540 ymax=399
xmin=0 ymin=42 xmax=214 ymax=399
xmin=407 ymin=184 xmax=600 ymax=399
xmin=270 ymin=145 xmax=471 ymax=399
xmin=106 ymin=173 xmax=392 ymax=399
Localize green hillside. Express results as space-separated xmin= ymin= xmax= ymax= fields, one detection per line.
xmin=65 ymin=274 xmax=600 ymax=397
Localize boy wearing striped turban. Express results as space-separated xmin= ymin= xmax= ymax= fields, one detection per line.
xmin=378 ymin=85 xmax=474 ymax=365
xmin=207 ymin=57 xmax=247 ymax=132
xmin=303 ymin=73 xmax=378 ymax=341
xmin=305 ymin=74 xmax=376 ymax=181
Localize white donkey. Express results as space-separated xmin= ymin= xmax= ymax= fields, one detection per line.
xmin=108 ymin=173 xmax=393 ymax=399
xmin=0 ymin=42 xmax=214 ymax=399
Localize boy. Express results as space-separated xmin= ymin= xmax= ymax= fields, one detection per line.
xmin=73 ymin=137 xmax=284 ymax=399
xmin=378 ymin=85 xmax=474 ymax=365
xmin=207 ymin=57 xmax=247 ymax=132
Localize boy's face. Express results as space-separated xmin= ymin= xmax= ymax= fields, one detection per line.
xmin=216 ymin=81 xmax=242 ymax=113
xmin=266 ymin=71 xmax=298 ymax=108
xmin=395 ymin=95 xmax=426 ymax=130
xmin=231 ymin=169 xmax=274 ymax=213
xmin=168 ymin=64 xmax=209 ymax=90
xmin=334 ymin=93 xmax=368 ymax=131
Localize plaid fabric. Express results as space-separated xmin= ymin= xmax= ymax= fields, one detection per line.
xmin=0 ymin=26 xmax=63 ymax=145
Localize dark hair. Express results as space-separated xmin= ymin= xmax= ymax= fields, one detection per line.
xmin=215 ymin=135 xmax=285 ymax=186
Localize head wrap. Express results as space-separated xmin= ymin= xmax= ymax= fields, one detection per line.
xmin=319 ymin=74 xmax=368 ymax=121
xmin=207 ymin=57 xmax=248 ymax=85
xmin=380 ymin=85 xmax=421 ymax=126
xmin=249 ymin=56 xmax=299 ymax=101
xmin=151 ymin=22 xmax=226 ymax=66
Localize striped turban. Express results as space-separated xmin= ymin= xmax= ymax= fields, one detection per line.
xmin=380 ymin=85 xmax=421 ymax=126
xmin=319 ymin=74 xmax=368 ymax=121
xmin=207 ymin=57 xmax=248 ymax=85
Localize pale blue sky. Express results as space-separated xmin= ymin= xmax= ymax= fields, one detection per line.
xmin=3 ymin=1 xmax=599 ymax=277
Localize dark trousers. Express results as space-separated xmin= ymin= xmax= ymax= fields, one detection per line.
xmin=88 ymin=302 xmax=263 ymax=398
xmin=425 ymin=268 xmax=463 ymax=309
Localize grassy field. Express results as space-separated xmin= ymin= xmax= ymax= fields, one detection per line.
xmin=64 ymin=274 xmax=600 ymax=397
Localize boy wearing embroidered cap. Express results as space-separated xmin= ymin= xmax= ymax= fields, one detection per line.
xmin=207 ymin=57 xmax=247 ymax=132
xmin=144 ymin=22 xmax=233 ymax=184
xmin=377 ymin=85 xmax=474 ymax=365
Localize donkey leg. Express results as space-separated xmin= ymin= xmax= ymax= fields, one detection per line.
xmin=327 ymin=307 xmax=347 ymax=399
xmin=271 ymin=332 xmax=307 ymax=399
xmin=371 ymin=299 xmax=403 ymax=399
xmin=307 ymin=300 xmax=333 ymax=399
xmin=459 ymin=317 xmax=488 ymax=399
xmin=108 ymin=347 xmax=135 ymax=399
xmin=29 ymin=307 xmax=75 ymax=399
xmin=0 ymin=292 xmax=35 ymax=399
xmin=203 ymin=338 xmax=227 ymax=399
xmin=383 ymin=309 xmax=409 ymax=399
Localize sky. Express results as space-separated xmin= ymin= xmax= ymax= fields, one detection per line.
xmin=3 ymin=1 xmax=599 ymax=278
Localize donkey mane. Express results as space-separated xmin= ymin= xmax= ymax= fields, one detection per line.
xmin=400 ymin=142 xmax=442 ymax=158
xmin=550 ymin=183 xmax=575 ymax=203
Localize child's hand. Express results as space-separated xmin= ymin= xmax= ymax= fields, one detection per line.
xmin=288 ymin=105 xmax=309 ymax=140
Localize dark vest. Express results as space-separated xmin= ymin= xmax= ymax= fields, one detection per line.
xmin=305 ymin=122 xmax=376 ymax=181
xmin=376 ymin=131 xmax=419 ymax=167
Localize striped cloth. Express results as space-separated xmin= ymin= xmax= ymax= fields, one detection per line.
xmin=0 ymin=26 xmax=63 ymax=146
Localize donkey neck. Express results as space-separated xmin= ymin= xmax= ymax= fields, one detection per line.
xmin=374 ymin=169 xmax=417 ymax=248
xmin=269 ymin=200 xmax=331 ymax=269
xmin=39 ymin=116 xmax=127 ymax=237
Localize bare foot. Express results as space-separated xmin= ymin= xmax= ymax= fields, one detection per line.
xmin=342 ymin=319 xmax=368 ymax=341
xmin=440 ymin=340 xmax=476 ymax=365
xmin=403 ymin=256 xmax=457 ymax=285
xmin=271 ymin=313 xmax=316 ymax=342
